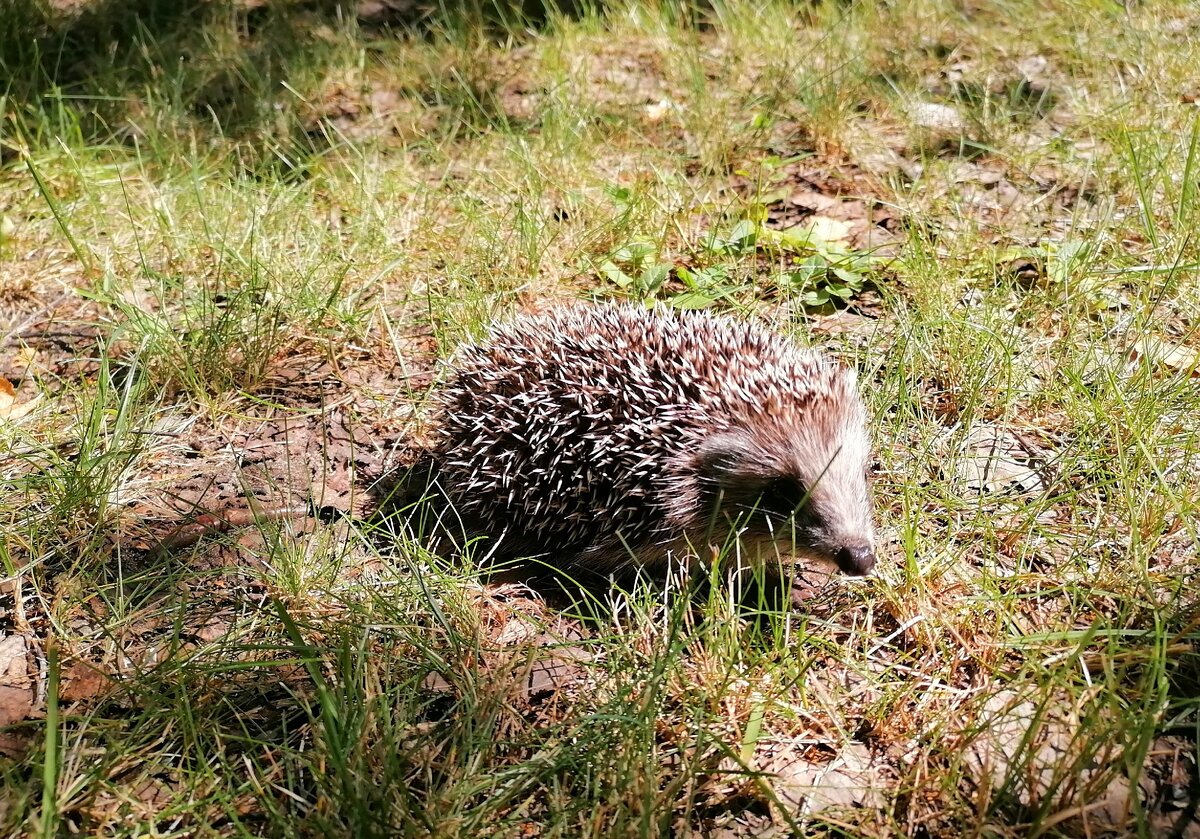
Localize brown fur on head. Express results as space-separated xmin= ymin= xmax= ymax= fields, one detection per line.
xmin=670 ymin=367 xmax=876 ymax=576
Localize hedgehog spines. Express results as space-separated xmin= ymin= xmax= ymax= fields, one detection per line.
xmin=425 ymin=303 xmax=877 ymax=577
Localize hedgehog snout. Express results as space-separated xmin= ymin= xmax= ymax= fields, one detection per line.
xmin=833 ymin=543 xmax=876 ymax=576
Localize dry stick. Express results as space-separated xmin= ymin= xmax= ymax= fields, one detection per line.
xmin=151 ymin=501 xmax=312 ymax=556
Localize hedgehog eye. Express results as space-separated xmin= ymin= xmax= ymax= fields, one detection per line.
xmin=758 ymin=477 xmax=810 ymax=517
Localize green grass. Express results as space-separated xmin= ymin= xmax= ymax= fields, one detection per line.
xmin=1 ymin=0 xmax=1199 ymax=835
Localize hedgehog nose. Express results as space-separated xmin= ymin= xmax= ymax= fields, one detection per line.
xmin=836 ymin=544 xmax=876 ymax=576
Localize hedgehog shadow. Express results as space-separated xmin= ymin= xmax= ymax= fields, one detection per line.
xmin=366 ymin=460 xmax=833 ymax=620
xmin=366 ymin=460 xmax=635 ymax=610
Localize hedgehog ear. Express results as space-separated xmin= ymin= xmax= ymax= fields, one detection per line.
xmin=695 ymin=431 xmax=763 ymax=483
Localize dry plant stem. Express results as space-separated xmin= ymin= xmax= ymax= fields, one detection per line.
xmin=151 ymin=502 xmax=313 ymax=555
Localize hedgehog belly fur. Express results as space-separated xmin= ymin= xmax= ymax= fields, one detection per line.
xmin=428 ymin=304 xmax=878 ymax=577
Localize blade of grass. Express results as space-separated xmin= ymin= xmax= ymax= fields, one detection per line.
xmin=38 ymin=639 xmax=59 ymax=839
xmin=23 ymin=149 xmax=94 ymax=275
xmin=1123 ymin=128 xmax=1162 ymax=251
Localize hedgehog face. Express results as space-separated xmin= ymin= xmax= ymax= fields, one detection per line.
xmin=692 ymin=395 xmax=877 ymax=576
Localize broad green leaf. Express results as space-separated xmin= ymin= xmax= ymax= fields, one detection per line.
xmin=600 ymin=260 xmax=633 ymax=287
xmin=832 ymin=267 xmax=864 ymax=287
xmin=640 ymin=262 xmax=672 ymax=293
xmin=669 ymin=291 xmax=718 ymax=309
xmin=728 ymin=219 xmax=759 ymax=245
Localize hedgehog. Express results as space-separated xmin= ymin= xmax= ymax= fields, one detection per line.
xmin=414 ymin=303 xmax=877 ymax=578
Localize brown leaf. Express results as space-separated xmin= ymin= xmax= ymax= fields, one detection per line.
xmin=0 ymin=686 xmax=34 ymax=727
xmin=0 ymin=635 xmax=34 ymax=726
xmin=760 ymin=742 xmax=885 ymax=818
xmin=0 ymin=375 xmax=38 ymax=421
xmin=953 ymin=424 xmax=1045 ymax=494
xmin=520 ymin=645 xmax=591 ymax=699
xmin=15 ymin=347 xmax=36 ymax=368
xmin=60 ymin=661 xmax=111 ymax=703
xmin=193 ymin=614 xmax=235 ymax=644
xmin=0 ymin=732 xmax=33 ymax=758
xmin=0 ymin=377 xmax=13 ymax=416
xmin=1131 ymin=337 xmax=1200 ymax=376
xmin=794 ymin=215 xmax=853 ymax=249
xmin=909 ymin=100 xmax=966 ymax=133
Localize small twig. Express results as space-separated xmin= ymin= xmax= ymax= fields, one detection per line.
xmin=0 ymin=294 xmax=74 ymax=349
xmin=150 ymin=500 xmax=312 ymax=556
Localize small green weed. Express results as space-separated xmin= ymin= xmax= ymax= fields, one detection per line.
xmin=594 ymin=214 xmax=881 ymax=310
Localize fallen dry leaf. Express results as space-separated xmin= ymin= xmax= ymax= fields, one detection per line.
xmin=963 ymin=690 xmax=1069 ymax=800
xmin=793 ymin=215 xmax=853 ymax=249
xmin=644 ymin=98 xmax=675 ymax=122
xmin=519 ymin=644 xmax=591 ymax=698
xmin=1131 ymin=337 xmax=1200 ymax=377
xmin=957 ymin=691 xmax=1190 ymax=835
xmin=760 ymin=741 xmax=885 ymax=820
xmin=495 ymin=617 xmax=540 ymax=646
xmin=953 ymin=424 xmax=1045 ymax=494
xmin=14 ymin=347 xmax=36 ymax=368
xmin=909 ymin=100 xmax=966 ymax=133
xmin=60 ymin=661 xmax=111 ymax=703
xmin=0 ymin=635 xmax=35 ymax=726
xmin=0 ymin=732 xmax=32 ymax=758
xmin=0 ymin=375 xmax=38 ymax=421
